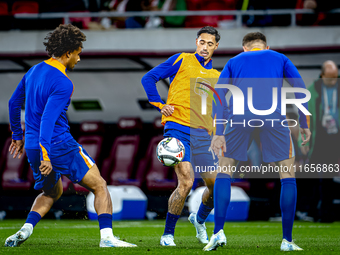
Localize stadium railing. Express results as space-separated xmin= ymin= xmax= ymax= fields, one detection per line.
xmin=12 ymin=9 xmax=340 ymax=27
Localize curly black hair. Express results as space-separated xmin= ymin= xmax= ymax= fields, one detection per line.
xmin=43 ymin=24 xmax=86 ymax=58
xmin=197 ymin=26 xmax=221 ymax=43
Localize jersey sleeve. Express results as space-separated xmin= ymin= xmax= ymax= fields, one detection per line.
xmin=283 ymin=57 xmax=310 ymax=129
xmin=39 ymin=78 xmax=74 ymax=161
xmin=141 ymin=53 xmax=183 ymax=112
xmin=9 ymin=76 xmax=25 ymax=140
xmin=214 ymin=62 xmax=231 ymax=135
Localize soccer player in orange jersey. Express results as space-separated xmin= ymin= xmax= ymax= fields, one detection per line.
xmin=142 ymin=26 xmax=221 ymax=246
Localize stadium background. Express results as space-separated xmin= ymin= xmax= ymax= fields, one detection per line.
xmin=0 ymin=0 xmax=340 ymax=225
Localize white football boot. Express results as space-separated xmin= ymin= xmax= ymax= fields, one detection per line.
xmin=4 ymin=224 xmax=33 ymax=247
xmin=280 ymin=239 xmax=303 ymax=251
xmin=100 ymin=236 xmax=137 ymax=247
xmin=203 ymin=229 xmax=227 ymax=251
xmin=160 ymin=234 xmax=176 ymax=246
xmin=188 ymin=213 xmax=209 ymax=244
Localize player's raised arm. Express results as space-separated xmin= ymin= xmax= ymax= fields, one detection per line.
xmin=8 ymin=76 xmax=26 ymax=158
xmin=39 ymin=78 xmax=74 ymax=163
xmin=141 ymin=53 xmax=183 ymax=113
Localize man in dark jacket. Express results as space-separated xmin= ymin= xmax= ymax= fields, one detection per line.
xmin=299 ymin=60 xmax=339 ymax=222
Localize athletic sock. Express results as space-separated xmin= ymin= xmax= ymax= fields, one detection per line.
xmin=25 ymin=211 xmax=41 ymax=228
xmin=98 ymin=213 xmax=114 ymax=239
xmin=280 ymin=178 xmax=297 ymax=242
xmin=214 ymin=173 xmax=231 ymax=234
xmin=163 ymin=212 xmax=180 ymax=236
xmin=196 ymin=203 xmax=213 ymax=224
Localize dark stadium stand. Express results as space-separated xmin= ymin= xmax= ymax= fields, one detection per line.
xmin=1 ymin=137 xmax=32 ymax=190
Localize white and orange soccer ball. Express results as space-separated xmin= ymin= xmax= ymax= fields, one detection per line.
xmin=156 ymin=137 xmax=185 ymax=167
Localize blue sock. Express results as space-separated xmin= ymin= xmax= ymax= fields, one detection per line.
xmin=214 ymin=173 xmax=231 ymax=234
xmin=280 ymin=178 xmax=297 ymax=242
xmin=25 ymin=211 xmax=41 ymax=228
xmin=163 ymin=212 xmax=180 ymax=236
xmin=197 ymin=203 xmax=213 ymax=224
xmin=98 ymin=213 xmax=112 ymax=230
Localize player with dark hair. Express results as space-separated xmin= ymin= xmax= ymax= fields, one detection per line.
xmin=205 ymin=32 xmax=311 ymax=251
xmin=141 ymin=26 xmax=221 ymax=246
xmin=5 ymin=24 xmax=136 ymax=248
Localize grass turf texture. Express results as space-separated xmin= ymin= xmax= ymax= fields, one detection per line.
xmin=1 ymin=220 xmax=339 ymax=254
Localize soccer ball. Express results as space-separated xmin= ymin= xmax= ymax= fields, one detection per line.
xmin=156 ymin=137 xmax=185 ymax=167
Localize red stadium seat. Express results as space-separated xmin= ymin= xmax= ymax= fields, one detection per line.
xmin=12 ymin=1 xmax=39 ymax=14
xmin=1 ymin=137 xmax=32 ymax=190
xmin=143 ymin=135 xmax=177 ymax=191
xmin=71 ymin=121 xmax=104 ymax=194
xmin=107 ymin=135 xmax=141 ymax=186
xmin=0 ymin=1 xmax=9 ymax=15
xmin=101 ymin=117 xmax=142 ymax=186
xmin=134 ymin=117 xmax=177 ymax=191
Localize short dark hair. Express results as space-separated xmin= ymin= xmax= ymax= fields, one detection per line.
xmin=242 ymin=32 xmax=266 ymax=47
xmin=197 ymin=26 xmax=220 ymax=43
xmin=43 ymin=24 xmax=86 ymax=58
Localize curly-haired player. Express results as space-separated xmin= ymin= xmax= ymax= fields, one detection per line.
xmin=5 ymin=24 xmax=136 ymax=248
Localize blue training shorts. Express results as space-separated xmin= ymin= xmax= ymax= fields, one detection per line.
xmin=163 ymin=128 xmax=218 ymax=172
xmin=26 ymin=138 xmax=95 ymax=191
xmin=224 ymin=111 xmax=295 ymax=163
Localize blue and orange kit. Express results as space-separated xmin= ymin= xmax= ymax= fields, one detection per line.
xmin=214 ymin=49 xmax=310 ymax=135
xmin=141 ymin=52 xmax=220 ymax=134
xmin=9 ymin=58 xmax=74 ymax=161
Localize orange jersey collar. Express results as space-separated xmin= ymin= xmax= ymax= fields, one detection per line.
xmin=44 ymin=58 xmax=68 ymax=77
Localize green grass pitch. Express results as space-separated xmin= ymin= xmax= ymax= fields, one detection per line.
xmin=1 ymin=220 xmax=340 ymax=254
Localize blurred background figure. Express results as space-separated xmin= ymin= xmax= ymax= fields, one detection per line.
xmin=296 ymin=0 xmax=340 ymax=26
xmin=298 ymin=60 xmax=339 ymax=222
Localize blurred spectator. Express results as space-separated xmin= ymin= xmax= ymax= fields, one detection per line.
xmin=39 ymin=0 xmax=86 ymax=12
xmin=157 ymin=0 xmax=187 ymax=28
xmin=240 ymin=0 xmax=297 ymax=27
xmin=125 ymin=0 xmax=154 ymax=28
xmin=297 ymin=0 xmax=340 ymax=26
xmin=185 ymin=0 xmax=236 ymax=28
xmin=298 ymin=60 xmax=340 ymax=222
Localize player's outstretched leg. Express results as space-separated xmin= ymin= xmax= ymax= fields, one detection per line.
xmin=278 ymin=157 xmax=303 ymax=251
xmin=5 ymin=177 xmax=63 ymax=247
xmin=161 ymin=162 xmax=193 ymax=246
xmin=188 ymin=171 xmax=216 ymax=244
xmin=79 ymin=164 xmax=136 ymax=248
xmin=203 ymin=172 xmax=230 ymax=251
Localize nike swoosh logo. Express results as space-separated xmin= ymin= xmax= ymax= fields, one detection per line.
xmin=200 ymin=71 xmax=207 ymax=74
xmin=164 ymin=242 xmax=169 ymax=245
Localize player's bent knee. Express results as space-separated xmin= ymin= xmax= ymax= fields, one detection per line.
xmin=92 ymin=177 xmax=108 ymax=193
xmin=42 ymin=178 xmax=63 ymax=201
xmin=43 ymin=188 xmax=63 ymax=202
xmin=179 ymin=178 xmax=194 ymax=192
